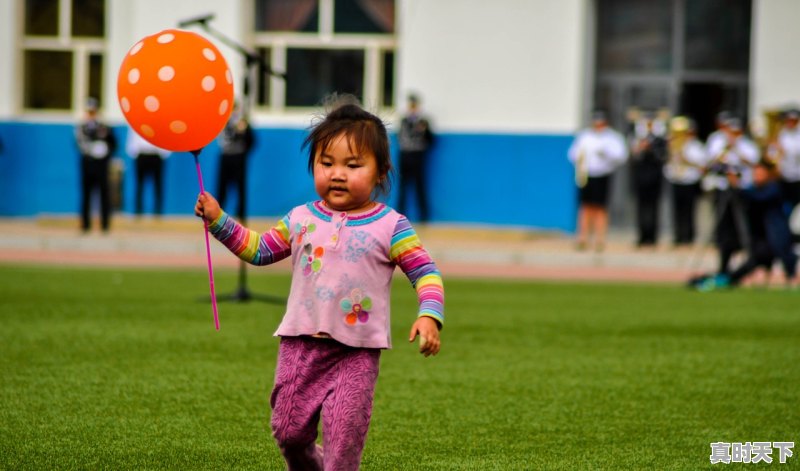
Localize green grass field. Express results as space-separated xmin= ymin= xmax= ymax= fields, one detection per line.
xmin=1 ymin=264 xmax=798 ymax=470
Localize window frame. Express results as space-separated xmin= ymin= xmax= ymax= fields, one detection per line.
xmin=251 ymin=0 xmax=396 ymax=115
xmin=19 ymin=0 xmax=107 ymax=117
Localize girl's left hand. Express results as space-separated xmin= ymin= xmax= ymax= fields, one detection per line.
xmin=409 ymin=317 xmax=441 ymax=357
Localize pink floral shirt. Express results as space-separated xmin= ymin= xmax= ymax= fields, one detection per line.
xmin=209 ymin=201 xmax=444 ymax=349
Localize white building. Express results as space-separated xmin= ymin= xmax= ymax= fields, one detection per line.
xmin=0 ymin=0 xmax=798 ymax=233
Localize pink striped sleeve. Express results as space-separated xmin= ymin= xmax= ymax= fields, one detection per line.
xmin=390 ymin=216 xmax=444 ymax=326
xmin=208 ymin=212 xmax=292 ymax=266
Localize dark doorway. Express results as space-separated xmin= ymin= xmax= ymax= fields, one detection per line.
xmin=680 ymin=82 xmax=748 ymax=140
xmin=680 ymin=83 xmax=724 ymax=141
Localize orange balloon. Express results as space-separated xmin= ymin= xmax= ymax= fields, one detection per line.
xmin=117 ymin=29 xmax=234 ymax=152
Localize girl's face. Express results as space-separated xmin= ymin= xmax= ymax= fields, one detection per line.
xmin=313 ymin=133 xmax=382 ymax=213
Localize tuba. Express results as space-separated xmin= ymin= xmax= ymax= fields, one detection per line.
xmin=758 ymin=108 xmax=784 ymax=165
xmin=668 ymin=116 xmax=691 ymax=158
xmin=666 ymin=115 xmax=692 ymax=181
xmin=575 ymin=148 xmax=588 ymax=188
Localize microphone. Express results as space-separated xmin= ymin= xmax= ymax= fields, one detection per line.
xmin=178 ymin=13 xmax=215 ymax=28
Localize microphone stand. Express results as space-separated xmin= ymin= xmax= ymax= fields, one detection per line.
xmin=184 ymin=16 xmax=285 ymax=305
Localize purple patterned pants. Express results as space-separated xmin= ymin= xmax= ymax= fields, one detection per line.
xmin=270 ymin=336 xmax=381 ymax=471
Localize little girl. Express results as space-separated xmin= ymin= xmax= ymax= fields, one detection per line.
xmin=194 ymin=97 xmax=445 ymax=470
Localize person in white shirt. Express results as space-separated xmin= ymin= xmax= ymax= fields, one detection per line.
xmin=629 ymin=111 xmax=668 ymax=248
xmin=568 ymin=111 xmax=628 ymax=251
xmin=664 ymin=118 xmax=709 ymax=246
xmin=704 ymin=117 xmax=760 ymax=276
xmin=705 ymin=111 xmax=731 ymax=161
xmin=76 ymin=97 xmax=117 ymax=233
xmin=777 ymin=109 xmax=800 ymax=223
xmin=126 ymin=128 xmax=170 ymax=216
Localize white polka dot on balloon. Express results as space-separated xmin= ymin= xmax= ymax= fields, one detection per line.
xmin=157 ymin=33 xmax=175 ymax=44
xmin=202 ymin=48 xmax=216 ymax=61
xmin=158 ymin=66 xmax=175 ymax=82
xmin=219 ymin=99 xmax=229 ymax=115
xmin=225 ymin=69 xmax=232 ymax=84
xmin=201 ymin=76 xmax=216 ymax=92
xmin=120 ymin=97 xmax=130 ymax=113
xmin=130 ymin=42 xmax=144 ymax=56
xmin=144 ymin=96 xmax=160 ymax=112
xmin=140 ymin=124 xmax=155 ymax=137
xmin=128 ymin=68 xmax=140 ymax=84
xmin=170 ymin=121 xmax=187 ymax=134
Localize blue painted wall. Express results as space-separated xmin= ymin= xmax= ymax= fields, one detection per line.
xmin=0 ymin=121 xmax=577 ymax=232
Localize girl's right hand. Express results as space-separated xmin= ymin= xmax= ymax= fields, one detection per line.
xmin=195 ymin=192 xmax=221 ymax=222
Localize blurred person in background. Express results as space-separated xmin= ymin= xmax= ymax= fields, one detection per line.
xmin=126 ymin=128 xmax=171 ymax=217
xmin=776 ymin=108 xmax=800 ymax=241
xmin=76 ymin=97 xmax=117 ymax=233
xmin=217 ymin=100 xmax=255 ymax=221
xmin=705 ymin=110 xmax=732 ymax=157
xmin=629 ymin=111 xmax=668 ymax=248
xmin=664 ymin=117 xmax=708 ymax=247
xmin=702 ymin=117 xmax=760 ymax=278
xmin=697 ymin=158 xmax=797 ymax=291
xmin=397 ymin=93 xmax=434 ymax=223
xmin=568 ymin=110 xmax=628 ymax=252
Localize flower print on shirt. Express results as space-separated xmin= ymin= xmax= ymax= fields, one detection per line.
xmin=295 ymin=219 xmax=316 ymax=246
xmin=315 ymin=285 xmax=335 ymax=302
xmin=343 ymin=229 xmax=379 ymax=263
xmin=340 ymin=288 xmax=372 ymax=325
xmin=301 ymin=243 xmax=324 ymax=276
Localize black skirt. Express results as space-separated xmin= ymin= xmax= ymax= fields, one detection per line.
xmin=579 ymin=175 xmax=611 ymax=207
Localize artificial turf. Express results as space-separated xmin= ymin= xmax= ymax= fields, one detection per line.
xmin=1 ymin=265 xmax=798 ymax=470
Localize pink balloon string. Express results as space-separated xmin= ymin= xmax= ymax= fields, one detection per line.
xmin=192 ymin=150 xmax=220 ymax=330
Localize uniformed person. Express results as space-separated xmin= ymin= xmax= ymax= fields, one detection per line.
xmin=397 ymin=93 xmax=434 ymax=223
xmin=629 ymin=111 xmax=668 ymax=247
xmin=777 ymin=109 xmax=800 ymax=228
xmin=126 ymin=128 xmax=170 ymax=216
xmin=567 ymin=110 xmax=629 ymax=252
xmin=217 ymin=101 xmax=254 ymax=220
xmin=663 ymin=118 xmax=708 ymax=247
xmin=76 ymin=97 xmax=117 ymax=233
xmin=704 ymin=117 xmax=760 ymax=276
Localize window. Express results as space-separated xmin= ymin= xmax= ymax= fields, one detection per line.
xmin=596 ymin=0 xmax=673 ymax=73
xmin=71 ymin=0 xmax=105 ymax=37
xmin=24 ymin=50 xmax=73 ymax=109
xmin=684 ymin=0 xmax=751 ymax=71
xmin=286 ymin=48 xmax=364 ymax=107
xmin=334 ymin=0 xmax=394 ymax=34
xmin=595 ymin=0 xmax=752 ymax=126
xmin=255 ymin=47 xmax=272 ymax=107
xmin=22 ymin=0 xmax=107 ymax=111
xmin=381 ymin=50 xmax=394 ymax=108
xmin=253 ymin=0 xmax=396 ymax=111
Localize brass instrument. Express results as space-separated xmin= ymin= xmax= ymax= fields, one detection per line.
xmin=575 ymin=148 xmax=588 ymax=188
xmin=668 ymin=115 xmax=691 ymax=159
xmin=665 ymin=116 xmax=694 ymax=182
xmin=759 ymin=108 xmax=784 ymax=165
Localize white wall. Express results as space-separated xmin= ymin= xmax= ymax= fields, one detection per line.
xmin=397 ymin=0 xmax=587 ymax=134
xmin=750 ymin=0 xmax=800 ymax=115
xmin=0 ymin=0 xmax=19 ymax=118
xmin=106 ymin=0 xmax=247 ymax=121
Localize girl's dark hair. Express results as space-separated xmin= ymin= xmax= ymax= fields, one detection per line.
xmin=303 ymin=94 xmax=392 ymax=196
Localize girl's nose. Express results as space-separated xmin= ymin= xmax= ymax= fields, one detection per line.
xmin=331 ymin=165 xmax=346 ymax=180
